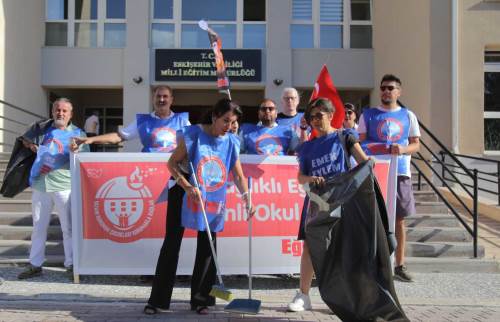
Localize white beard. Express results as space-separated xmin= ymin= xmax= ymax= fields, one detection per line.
xmin=54 ymin=119 xmax=67 ymax=128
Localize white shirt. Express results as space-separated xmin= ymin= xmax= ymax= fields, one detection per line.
xmin=84 ymin=115 xmax=99 ymax=134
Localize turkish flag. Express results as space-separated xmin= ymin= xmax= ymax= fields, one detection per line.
xmin=309 ymin=65 xmax=345 ymax=138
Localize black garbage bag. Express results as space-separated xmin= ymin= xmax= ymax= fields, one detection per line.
xmin=305 ymin=160 xmax=408 ymax=322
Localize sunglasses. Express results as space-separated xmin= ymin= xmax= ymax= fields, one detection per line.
xmin=308 ymin=112 xmax=327 ymax=122
xmin=346 ymin=110 xmax=355 ymax=115
xmin=259 ymin=106 xmax=276 ymax=111
xmin=380 ymin=85 xmax=397 ymax=92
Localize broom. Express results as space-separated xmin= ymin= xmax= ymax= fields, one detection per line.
xmin=189 ymin=162 xmax=233 ymax=302
xmin=225 ymin=177 xmax=261 ymax=314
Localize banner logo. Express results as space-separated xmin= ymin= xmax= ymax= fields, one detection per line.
xmin=197 ymin=156 xmax=227 ymax=192
xmin=94 ymin=166 xmax=155 ymax=242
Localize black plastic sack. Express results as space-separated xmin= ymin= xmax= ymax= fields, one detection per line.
xmin=305 ymin=160 xmax=408 ymax=322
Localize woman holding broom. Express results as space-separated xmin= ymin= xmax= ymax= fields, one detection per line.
xmin=144 ymin=98 xmax=254 ymax=315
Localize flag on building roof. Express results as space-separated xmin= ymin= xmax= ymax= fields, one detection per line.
xmin=199 ymin=20 xmax=231 ymax=98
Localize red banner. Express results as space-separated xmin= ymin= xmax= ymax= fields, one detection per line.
xmin=80 ymin=159 xmax=389 ymax=243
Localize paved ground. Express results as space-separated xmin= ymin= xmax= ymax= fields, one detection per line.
xmin=1 ymin=266 xmax=500 ymax=321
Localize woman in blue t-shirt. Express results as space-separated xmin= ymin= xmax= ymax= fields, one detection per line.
xmin=145 ymin=98 xmax=253 ymax=315
xmin=287 ymin=98 xmax=369 ymax=312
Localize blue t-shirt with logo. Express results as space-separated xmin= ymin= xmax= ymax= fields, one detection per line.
xmin=137 ymin=112 xmax=189 ymax=153
xmin=180 ymin=125 xmax=240 ymax=232
xmin=240 ymin=123 xmax=297 ymax=155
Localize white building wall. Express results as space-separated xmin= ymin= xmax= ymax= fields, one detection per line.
xmin=0 ymin=0 xmax=47 ymax=151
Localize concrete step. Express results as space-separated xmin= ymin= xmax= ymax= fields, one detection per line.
xmin=406 ymin=214 xmax=460 ymax=227
xmin=0 ymin=159 xmax=7 ymax=170
xmin=0 ymin=152 xmax=11 ymax=160
xmin=0 ymin=239 xmax=63 ymax=256
xmin=0 ymin=225 xmax=61 ymax=241
xmin=405 ymin=257 xmax=500 ymax=273
xmin=412 ymin=181 xmax=431 ymax=190
xmin=0 ymin=200 xmax=35 ymax=212
xmin=0 ymin=188 xmax=33 ymax=200
xmin=415 ymin=201 xmax=449 ymax=214
xmin=413 ymin=190 xmax=438 ymax=202
xmin=406 ymin=227 xmax=472 ymax=242
xmin=0 ymin=255 xmax=64 ymax=267
xmin=0 ymin=256 xmax=498 ymax=274
xmin=0 ymin=212 xmax=59 ymax=226
xmin=0 ymin=168 xmax=5 ymax=178
xmin=406 ymin=241 xmax=484 ymax=258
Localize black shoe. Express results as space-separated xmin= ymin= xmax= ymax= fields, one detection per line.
xmin=18 ymin=265 xmax=42 ymax=280
xmin=394 ymin=265 xmax=413 ymax=282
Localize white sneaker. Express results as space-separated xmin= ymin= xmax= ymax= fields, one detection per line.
xmin=287 ymin=291 xmax=312 ymax=312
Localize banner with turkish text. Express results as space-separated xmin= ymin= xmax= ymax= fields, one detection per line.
xmin=71 ymin=153 xmax=392 ymax=276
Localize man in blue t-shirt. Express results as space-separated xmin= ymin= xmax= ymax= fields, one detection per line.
xmin=240 ymin=99 xmax=301 ymax=155
xmin=359 ymin=74 xmax=421 ymax=283
xmin=74 ymin=86 xmax=190 ymax=152
xmin=277 ymin=88 xmax=309 ymax=141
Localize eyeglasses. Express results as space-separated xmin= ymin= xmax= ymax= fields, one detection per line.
xmin=308 ymin=112 xmax=327 ymax=122
xmin=259 ymin=106 xmax=276 ymax=111
xmin=346 ymin=110 xmax=354 ymax=115
xmin=283 ymin=96 xmax=297 ymax=101
xmin=380 ymin=85 xmax=397 ymax=92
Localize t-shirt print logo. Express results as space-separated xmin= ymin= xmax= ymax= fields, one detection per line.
xmin=197 ymin=156 xmax=227 ymax=192
xmin=376 ymin=118 xmax=403 ymax=142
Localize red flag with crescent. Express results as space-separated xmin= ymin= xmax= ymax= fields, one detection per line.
xmin=309 ymin=65 xmax=344 ymax=138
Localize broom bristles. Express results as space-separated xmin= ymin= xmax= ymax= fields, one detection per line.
xmin=210 ymin=285 xmax=233 ymax=301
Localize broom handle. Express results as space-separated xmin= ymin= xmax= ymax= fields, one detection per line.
xmin=248 ymin=177 xmax=253 ymax=300
xmin=189 ymin=162 xmax=225 ymax=287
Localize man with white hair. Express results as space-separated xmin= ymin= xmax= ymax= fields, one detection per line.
xmin=277 ymin=87 xmax=309 ymax=139
xmin=18 ymin=98 xmax=89 ymax=279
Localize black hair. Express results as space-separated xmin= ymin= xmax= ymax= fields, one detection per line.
xmin=304 ymin=97 xmax=334 ymax=124
xmin=200 ymin=98 xmax=243 ymax=124
xmin=380 ymin=74 xmax=402 ymax=86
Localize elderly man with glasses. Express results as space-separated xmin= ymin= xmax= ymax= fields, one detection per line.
xmin=240 ymin=98 xmax=302 ymax=155
xmin=277 ymin=88 xmax=309 ymax=140
xmin=358 ymin=74 xmax=421 ymax=283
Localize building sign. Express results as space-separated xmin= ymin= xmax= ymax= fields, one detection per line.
xmin=155 ymin=49 xmax=261 ymax=82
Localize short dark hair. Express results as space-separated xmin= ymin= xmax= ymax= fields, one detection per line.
xmin=380 ymin=74 xmax=402 ymax=86
xmin=201 ymin=98 xmax=243 ymax=124
xmin=153 ymin=85 xmax=173 ymax=96
xmin=259 ymin=98 xmax=277 ymax=108
xmin=304 ymin=98 xmax=334 ymax=124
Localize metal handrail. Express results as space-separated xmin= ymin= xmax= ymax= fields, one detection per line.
xmin=413 ymin=120 xmax=479 ymax=257
xmin=0 ymin=99 xmax=46 ymax=150
xmin=439 ymin=151 xmax=500 ymax=206
xmin=0 ymin=99 xmax=46 ymax=119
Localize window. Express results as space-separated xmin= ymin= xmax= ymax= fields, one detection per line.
xmin=45 ymin=0 xmax=68 ymax=46
xmin=484 ymin=52 xmax=500 ymax=152
xmin=291 ymin=0 xmax=372 ymax=49
xmin=151 ymin=0 xmax=266 ymax=49
xmin=45 ymin=0 xmax=126 ymax=47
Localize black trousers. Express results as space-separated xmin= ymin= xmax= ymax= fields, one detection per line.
xmin=147 ymin=183 xmax=217 ymax=309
